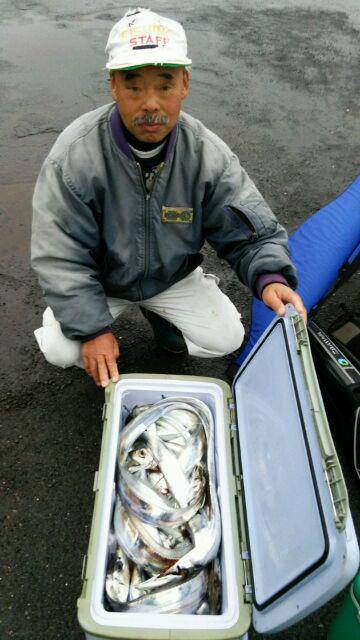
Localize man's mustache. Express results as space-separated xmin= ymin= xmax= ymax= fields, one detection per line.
xmin=133 ymin=114 xmax=169 ymax=125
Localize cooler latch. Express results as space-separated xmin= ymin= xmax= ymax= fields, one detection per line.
xmin=241 ymin=545 xmax=253 ymax=603
xmin=93 ymin=470 xmax=99 ymax=492
xmin=81 ymin=554 xmax=88 ymax=581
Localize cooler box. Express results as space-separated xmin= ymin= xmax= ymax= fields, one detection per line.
xmin=77 ymin=306 xmax=359 ymax=639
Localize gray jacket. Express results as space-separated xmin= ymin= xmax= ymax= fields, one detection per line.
xmin=31 ymin=102 xmax=297 ymax=340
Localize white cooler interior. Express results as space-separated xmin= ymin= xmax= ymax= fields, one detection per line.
xmin=89 ymin=378 xmax=242 ymax=633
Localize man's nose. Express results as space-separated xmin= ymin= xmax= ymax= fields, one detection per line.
xmin=142 ymin=89 xmax=161 ymax=111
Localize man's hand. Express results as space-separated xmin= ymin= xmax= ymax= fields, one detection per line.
xmin=81 ymin=333 xmax=120 ymax=387
xmin=262 ymin=283 xmax=307 ymax=322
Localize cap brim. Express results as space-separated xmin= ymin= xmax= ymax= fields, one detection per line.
xmin=106 ymin=58 xmax=192 ymax=71
xmin=117 ymin=63 xmax=188 ymax=71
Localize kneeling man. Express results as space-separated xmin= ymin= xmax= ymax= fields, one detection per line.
xmin=31 ymin=8 xmax=305 ymax=387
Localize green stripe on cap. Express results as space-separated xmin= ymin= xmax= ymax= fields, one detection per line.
xmin=110 ymin=63 xmax=190 ymax=71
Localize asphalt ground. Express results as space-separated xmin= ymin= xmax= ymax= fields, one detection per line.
xmin=0 ymin=1 xmax=359 ymax=638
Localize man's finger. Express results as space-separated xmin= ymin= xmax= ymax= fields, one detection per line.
xmin=82 ymin=354 xmax=90 ymax=372
xmin=97 ymin=355 xmax=110 ymax=388
xmin=106 ymin=354 xmax=120 ymax=382
xmin=113 ymin=340 xmax=120 ymax=360
xmin=88 ymin=357 xmax=101 ymax=386
xmin=264 ymin=289 xmax=286 ymax=316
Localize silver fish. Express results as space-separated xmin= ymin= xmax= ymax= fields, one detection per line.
xmin=105 ymin=546 xmax=130 ymax=606
xmin=114 ymin=497 xmax=192 ymax=569
xmin=130 ymin=404 xmax=155 ymax=418
xmin=124 ymin=569 xmax=208 ymax=614
xmin=113 ymin=497 xmax=169 ymax=573
xmin=147 ymin=469 xmax=169 ymax=496
xmin=112 ymin=397 xmax=222 ymax=613
xmin=196 ymin=600 xmax=210 ymax=615
xmin=128 ymin=564 xmax=147 ymax=602
xmin=208 ymin=557 xmax=222 ymax=615
xmin=118 ymin=400 xmax=209 ymax=526
xmin=132 ymin=513 xmax=193 ymax=561
xmin=128 ymin=446 xmax=158 ymax=472
xmin=144 ymin=423 xmax=197 ymax=508
xmin=162 ymin=400 xmax=221 ymax=573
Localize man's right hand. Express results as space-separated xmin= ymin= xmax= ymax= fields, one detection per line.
xmin=81 ymin=333 xmax=120 ymax=387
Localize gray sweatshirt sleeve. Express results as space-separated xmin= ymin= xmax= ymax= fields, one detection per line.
xmin=202 ymin=153 xmax=298 ymax=293
xmin=31 ymin=158 xmax=114 ymax=340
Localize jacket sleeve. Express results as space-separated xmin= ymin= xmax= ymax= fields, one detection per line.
xmin=31 ymin=157 xmax=114 ymax=340
xmin=202 ymin=153 xmax=298 ymax=294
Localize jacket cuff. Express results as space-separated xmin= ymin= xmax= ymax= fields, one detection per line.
xmin=255 ymin=273 xmax=290 ymax=300
xmin=80 ymin=326 xmax=113 ymax=343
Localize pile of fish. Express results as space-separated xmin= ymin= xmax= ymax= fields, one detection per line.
xmin=105 ymin=396 xmax=222 ymax=614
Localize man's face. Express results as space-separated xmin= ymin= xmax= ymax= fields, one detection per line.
xmin=109 ymin=65 xmax=190 ymax=142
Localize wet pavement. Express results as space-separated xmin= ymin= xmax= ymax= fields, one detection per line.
xmin=1 ymin=1 xmax=359 ymax=638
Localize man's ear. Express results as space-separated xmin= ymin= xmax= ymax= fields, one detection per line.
xmin=109 ymin=74 xmax=118 ymax=101
xmin=181 ymin=68 xmax=190 ymax=99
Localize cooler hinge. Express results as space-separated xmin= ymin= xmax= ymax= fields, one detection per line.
xmin=227 ymin=398 xmax=237 ymax=429
xmin=322 ymin=457 xmax=348 ymax=530
xmin=241 ymin=545 xmax=253 ymax=603
xmin=291 ymin=314 xmax=348 ymax=531
xmin=228 ymin=398 xmax=242 ymax=496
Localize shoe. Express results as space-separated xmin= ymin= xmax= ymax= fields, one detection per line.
xmin=140 ymin=308 xmax=187 ymax=354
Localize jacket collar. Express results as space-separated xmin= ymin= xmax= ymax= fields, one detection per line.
xmin=110 ymin=104 xmax=178 ymax=163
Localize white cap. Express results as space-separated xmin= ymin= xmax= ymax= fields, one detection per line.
xmin=105 ymin=7 xmax=192 ymax=71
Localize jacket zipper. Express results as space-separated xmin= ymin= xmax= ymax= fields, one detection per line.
xmin=135 ymin=162 xmax=163 ymax=288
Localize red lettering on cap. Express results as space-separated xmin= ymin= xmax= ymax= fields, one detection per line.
xmin=146 ymin=34 xmax=154 ymax=44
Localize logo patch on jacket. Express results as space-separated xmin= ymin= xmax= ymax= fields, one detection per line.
xmin=161 ymin=207 xmax=194 ymax=223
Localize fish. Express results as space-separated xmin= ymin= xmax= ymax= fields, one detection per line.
xmin=110 ymin=396 xmax=222 ymax=614
xmin=105 ymin=546 xmax=130 ymax=606
xmin=207 ymin=557 xmax=222 ymax=615
xmin=144 ymin=423 xmax=199 ymax=508
xmin=124 ymin=569 xmax=208 ymax=614
xmin=161 ymin=400 xmax=221 ymax=573
xmin=113 ymin=496 xmax=192 ymax=569
xmin=128 ymin=446 xmax=158 ymax=471
xmin=128 ymin=564 xmax=147 ymax=602
xmin=196 ymin=600 xmax=210 ymax=615
xmin=118 ymin=399 xmax=209 ymax=527
xmin=147 ymin=469 xmax=169 ymax=496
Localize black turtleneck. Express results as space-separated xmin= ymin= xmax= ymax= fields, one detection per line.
xmin=122 ymin=122 xmax=170 ymax=152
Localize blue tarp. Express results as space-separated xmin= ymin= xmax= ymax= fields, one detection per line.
xmin=236 ymin=174 xmax=360 ymax=366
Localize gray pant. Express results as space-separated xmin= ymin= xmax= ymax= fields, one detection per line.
xmin=34 ymin=268 xmax=245 ymax=368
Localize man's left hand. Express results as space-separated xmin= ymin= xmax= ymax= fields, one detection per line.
xmin=261 ymin=283 xmax=307 ymax=322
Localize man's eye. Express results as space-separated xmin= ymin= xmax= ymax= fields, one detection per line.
xmin=161 ymin=85 xmax=171 ymax=91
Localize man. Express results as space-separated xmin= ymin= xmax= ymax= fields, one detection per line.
xmin=31 ymin=8 xmax=305 ymax=387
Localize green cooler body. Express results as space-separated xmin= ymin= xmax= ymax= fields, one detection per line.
xmin=328 ymin=573 xmax=360 ymax=640
xmin=77 ymin=306 xmax=359 ymax=639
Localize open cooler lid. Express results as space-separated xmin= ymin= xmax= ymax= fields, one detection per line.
xmin=232 ymin=305 xmax=349 ymax=634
